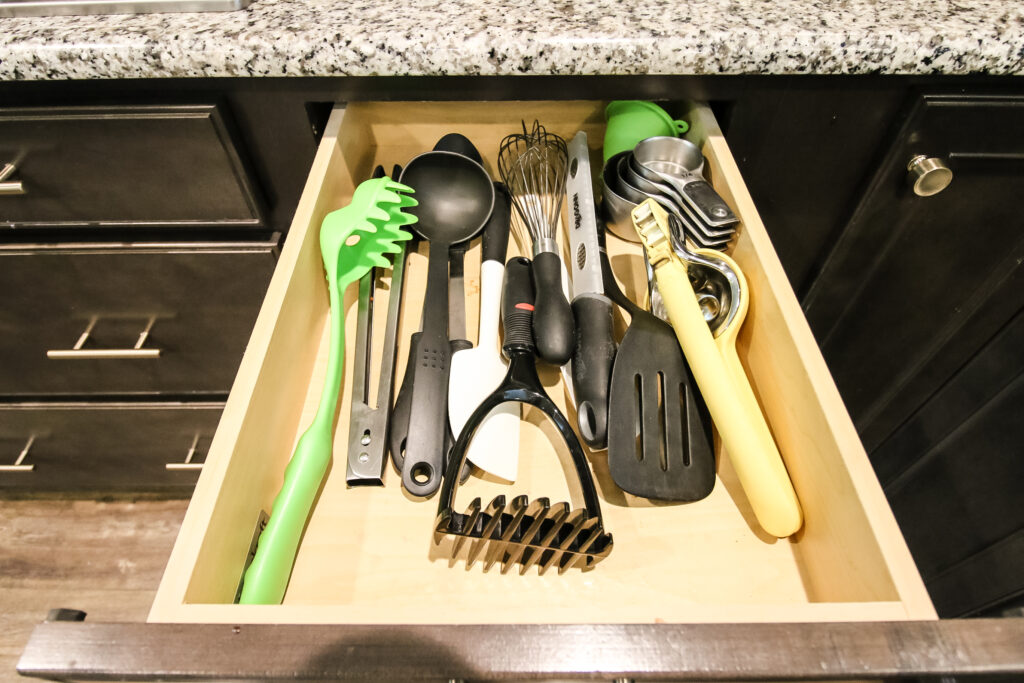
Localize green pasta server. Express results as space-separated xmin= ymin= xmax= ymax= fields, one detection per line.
xmin=239 ymin=176 xmax=416 ymax=604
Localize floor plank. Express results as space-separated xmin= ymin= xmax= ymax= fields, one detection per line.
xmin=0 ymin=499 xmax=188 ymax=682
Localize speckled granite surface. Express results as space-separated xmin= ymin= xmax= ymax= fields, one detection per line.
xmin=0 ymin=0 xmax=1022 ymax=80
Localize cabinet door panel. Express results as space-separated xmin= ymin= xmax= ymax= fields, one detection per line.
xmin=0 ymin=403 xmax=222 ymax=495
xmin=802 ymin=94 xmax=1024 ymax=617
xmin=803 ymin=95 xmax=1024 ymax=450
xmin=0 ymin=105 xmax=263 ymax=229
xmin=0 ymin=244 xmax=276 ymax=397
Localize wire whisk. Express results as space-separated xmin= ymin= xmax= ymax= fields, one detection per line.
xmin=498 ymin=120 xmax=569 ymax=255
xmin=497 ymin=120 xmax=575 ymax=366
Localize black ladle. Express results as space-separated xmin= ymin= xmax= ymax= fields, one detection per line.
xmin=396 ymin=150 xmax=494 ymax=497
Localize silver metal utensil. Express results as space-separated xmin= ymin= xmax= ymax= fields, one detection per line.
xmin=346 ymin=166 xmax=409 ymax=486
xmin=498 ymin=120 xmax=575 ymax=366
xmin=565 ymin=131 xmax=616 ymax=449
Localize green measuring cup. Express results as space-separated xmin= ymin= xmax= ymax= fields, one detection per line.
xmin=603 ymin=101 xmax=690 ymax=163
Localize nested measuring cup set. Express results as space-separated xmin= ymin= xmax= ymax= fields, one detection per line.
xmin=235 ymin=102 xmax=802 ymax=605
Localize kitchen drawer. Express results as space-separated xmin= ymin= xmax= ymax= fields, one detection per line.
xmin=149 ymin=101 xmax=935 ymax=626
xmin=0 ymin=242 xmax=277 ymax=398
xmin=0 ymin=105 xmax=263 ymax=230
xmin=0 ymin=402 xmax=222 ymax=496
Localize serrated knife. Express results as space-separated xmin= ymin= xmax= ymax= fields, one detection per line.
xmin=565 ymin=131 xmax=616 ymax=449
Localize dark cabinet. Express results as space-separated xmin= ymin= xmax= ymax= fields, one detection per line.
xmin=0 ymin=403 xmax=222 ymax=495
xmin=798 ymin=94 xmax=1024 ymax=616
xmin=0 ymin=102 xmax=287 ymax=496
xmin=0 ymin=105 xmax=263 ymax=230
xmin=0 ymin=244 xmax=276 ymax=397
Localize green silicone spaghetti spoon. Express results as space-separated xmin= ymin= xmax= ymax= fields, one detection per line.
xmin=239 ymin=177 xmax=416 ymax=604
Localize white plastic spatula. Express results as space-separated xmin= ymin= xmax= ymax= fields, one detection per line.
xmin=448 ymin=184 xmax=521 ymax=482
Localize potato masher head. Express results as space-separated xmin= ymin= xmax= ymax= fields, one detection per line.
xmin=433 ymin=257 xmax=613 ymax=574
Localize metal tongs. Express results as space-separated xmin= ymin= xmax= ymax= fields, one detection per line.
xmin=346 ymin=165 xmax=406 ymax=485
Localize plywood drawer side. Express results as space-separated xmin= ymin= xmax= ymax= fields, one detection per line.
xmin=150 ymin=101 xmax=934 ymax=626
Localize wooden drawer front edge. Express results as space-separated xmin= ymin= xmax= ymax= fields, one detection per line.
xmin=18 ymin=619 xmax=1024 ymax=681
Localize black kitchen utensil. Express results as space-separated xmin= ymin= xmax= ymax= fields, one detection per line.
xmin=433 ymin=132 xmax=484 ymax=165
xmin=388 ymin=138 xmax=482 ymax=484
xmin=434 ymin=257 xmax=613 ymax=574
xmin=392 ymin=148 xmax=493 ymax=498
xmin=389 ymin=243 xmax=473 ymax=482
xmin=604 ymin=234 xmax=716 ymax=502
xmin=565 ymin=132 xmax=616 ymax=449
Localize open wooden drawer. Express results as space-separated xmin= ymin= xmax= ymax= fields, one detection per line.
xmin=148 ymin=101 xmax=935 ymax=626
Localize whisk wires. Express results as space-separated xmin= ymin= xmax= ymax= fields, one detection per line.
xmin=498 ymin=120 xmax=568 ymax=254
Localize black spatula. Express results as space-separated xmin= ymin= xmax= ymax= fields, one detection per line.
xmin=604 ymin=241 xmax=716 ymax=502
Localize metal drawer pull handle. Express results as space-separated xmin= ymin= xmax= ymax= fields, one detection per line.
xmin=166 ymin=434 xmax=205 ymax=471
xmin=47 ymin=315 xmax=161 ymax=359
xmin=0 ymin=162 xmax=26 ymax=196
xmin=0 ymin=435 xmax=36 ymax=472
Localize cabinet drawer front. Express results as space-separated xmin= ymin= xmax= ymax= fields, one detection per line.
xmin=0 ymin=245 xmax=276 ymax=397
xmin=150 ymin=101 xmax=934 ymax=626
xmin=0 ymin=402 xmax=222 ymax=495
xmin=0 ymin=105 xmax=263 ymax=229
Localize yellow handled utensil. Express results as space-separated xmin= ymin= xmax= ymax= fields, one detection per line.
xmin=632 ymin=199 xmax=802 ymax=538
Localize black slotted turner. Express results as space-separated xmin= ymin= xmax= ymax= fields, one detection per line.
xmin=603 ymin=242 xmax=716 ymax=501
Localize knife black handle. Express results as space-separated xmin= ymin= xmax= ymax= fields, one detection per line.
xmin=571 ymin=293 xmax=616 ymax=448
xmin=481 ymin=183 xmax=511 ymax=265
xmin=531 ymin=251 xmax=575 ymax=366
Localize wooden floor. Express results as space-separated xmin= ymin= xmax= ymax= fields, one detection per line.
xmin=0 ymin=499 xmax=189 ymax=682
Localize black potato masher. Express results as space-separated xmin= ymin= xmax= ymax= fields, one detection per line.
xmin=433 ymin=257 xmax=613 ymax=574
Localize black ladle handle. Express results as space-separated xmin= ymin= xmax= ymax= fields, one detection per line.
xmin=401 ymin=241 xmax=452 ymax=497
xmin=531 ymin=251 xmax=575 ymax=365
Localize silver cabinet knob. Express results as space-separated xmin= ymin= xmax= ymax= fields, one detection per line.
xmin=907 ymin=155 xmax=953 ymax=197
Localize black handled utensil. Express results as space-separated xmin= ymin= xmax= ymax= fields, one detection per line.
xmin=394 ymin=150 xmax=493 ymax=497
xmin=603 ymin=235 xmax=716 ymax=502
xmin=565 ymin=132 xmax=616 ymax=449
xmin=498 ymin=120 xmax=575 ymax=366
xmin=435 ymin=257 xmax=613 ymax=573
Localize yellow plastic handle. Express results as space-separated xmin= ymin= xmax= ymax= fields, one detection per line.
xmin=655 ymin=255 xmax=802 ymax=537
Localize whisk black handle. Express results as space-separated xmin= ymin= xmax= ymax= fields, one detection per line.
xmin=501 ymin=257 xmax=535 ymax=356
xmin=531 ymin=251 xmax=575 ymax=366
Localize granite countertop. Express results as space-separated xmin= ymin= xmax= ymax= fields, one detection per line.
xmin=1 ymin=0 xmax=1022 ymax=80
